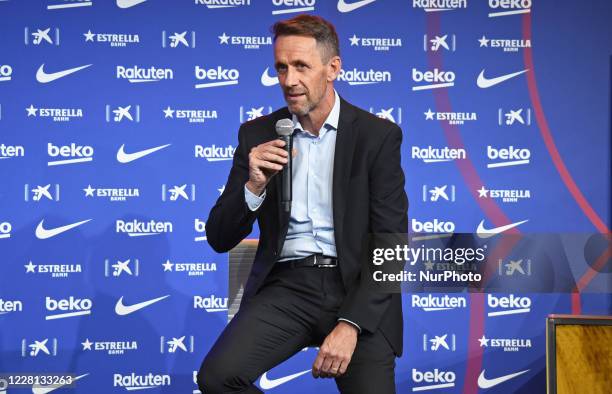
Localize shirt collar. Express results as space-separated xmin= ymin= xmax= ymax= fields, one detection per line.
xmin=291 ymin=89 xmax=340 ymax=137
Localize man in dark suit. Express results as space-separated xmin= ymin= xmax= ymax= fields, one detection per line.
xmin=198 ymin=15 xmax=408 ymax=394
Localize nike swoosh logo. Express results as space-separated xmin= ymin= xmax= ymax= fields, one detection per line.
xmin=36 ymin=63 xmax=92 ymax=84
xmin=337 ymin=0 xmax=376 ymax=12
xmin=117 ymin=143 xmax=171 ymax=163
xmin=32 ymin=373 xmax=89 ymax=394
xmin=261 ymin=67 xmax=279 ymax=86
xmin=259 ymin=369 xmax=310 ymax=390
xmin=35 ymin=219 xmax=92 ymax=239
xmin=477 ymin=69 xmax=528 ymax=88
xmin=476 ymin=219 xmax=528 ymax=238
xmin=115 ymin=295 xmax=170 ymax=316
xmin=117 ymin=0 xmax=147 ymax=8
xmin=478 ymin=369 xmax=529 ymax=389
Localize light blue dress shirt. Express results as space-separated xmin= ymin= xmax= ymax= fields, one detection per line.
xmin=245 ymin=90 xmax=340 ymax=261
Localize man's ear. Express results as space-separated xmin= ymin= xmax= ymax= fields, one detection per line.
xmin=327 ymin=56 xmax=342 ymax=82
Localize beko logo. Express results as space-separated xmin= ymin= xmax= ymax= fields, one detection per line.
xmin=487 ymin=146 xmax=531 ymax=168
xmin=412 ymin=368 xmax=456 ymax=391
xmin=0 ymin=65 xmax=13 ymax=81
xmin=271 ymin=0 xmax=315 ymax=15
xmin=47 ymin=0 xmax=93 ymax=10
xmin=0 ymin=222 xmax=11 ymax=239
xmin=194 ymin=66 xmax=239 ymax=88
xmin=116 ymin=65 xmax=173 ymax=83
xmin=487 ymin=294 xmax=531 ymax=316
xmin=47 ymin=143 xmax=94 ymax=166
xmin=412 ymin=68 xmax=455 ymax=91
xmin=411 ymin=219 xmax=455 ymax=233
xmin=45 ymin=296 xmax=92 ymax=320
xmin=194 ymin=219 xmax=207 ymax=241
xmin=488 ymin=0 xmax=531 ymax=17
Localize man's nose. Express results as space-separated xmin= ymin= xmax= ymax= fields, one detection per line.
xmin=284 ymin=67 xmax=298 ymax=87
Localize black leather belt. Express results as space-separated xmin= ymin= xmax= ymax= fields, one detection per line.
xmin=280 ymin=254 xmax=338 ymax=268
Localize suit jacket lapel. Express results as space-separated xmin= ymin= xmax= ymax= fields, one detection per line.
xmin=332 ymin=98 xmax=358 ymax=250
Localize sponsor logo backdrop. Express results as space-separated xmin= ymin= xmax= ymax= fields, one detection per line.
xmin=0 ymin=0 xmax=610 ymax=393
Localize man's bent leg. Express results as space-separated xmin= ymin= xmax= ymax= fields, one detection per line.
xmin=197 ymin=279 xmax=317 ymax=393
xmin=334 ymin=328 xmax=396 ymax=394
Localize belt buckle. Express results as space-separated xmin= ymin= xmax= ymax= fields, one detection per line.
xmin=314 ymin=255 xmax=337 ymax=268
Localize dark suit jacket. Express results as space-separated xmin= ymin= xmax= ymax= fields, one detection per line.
xmin=206 ymin=97 xmax=408 ymax=356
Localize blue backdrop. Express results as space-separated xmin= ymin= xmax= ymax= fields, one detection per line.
xmin=0 ymin=0 xmax=610 ymax=393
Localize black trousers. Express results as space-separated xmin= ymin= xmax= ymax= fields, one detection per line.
xmin=197 ymin=264 xmax=397 ymax=393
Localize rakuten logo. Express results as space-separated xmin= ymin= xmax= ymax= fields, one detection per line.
xmin=412 ymin=368 xmax=456 ymax=391
xmin=487 ymin=294 xmax=531 ymax=316
xmin=0 ymin=222 xmax=11 ymax=239
xmin=194 ymin=144 xmax=235 ymax=161
xmin=337 ymin=68 xmax=391 ymax=85
xmin=488 ymin=0 xmax=531 ymax=17
xmin=45 ymin=296 xmax=92 ymax=320
xmin=0 ymin=298 xmax=23 ymax=314
xmin=0 ymin=65 xmax=12 ymax=82
xmin=412 ymin=294 xmax=467 ymax=311
xmin=412 ymin=68 xmax=455 ymax=91
xmin=47 ymin=143 xmax=94 ymax=166
xmin=487 ymin=145 xmax=530 ymax=168
xmin=194 ymin=66 xmax=239 ymax=88
xmin=116 ymin=65 xmax=173 ymax=83
xmin=193 ymin=295 xmax=228 ymax=312
xmin=413 ymin=0 xmax=467 ymax=12
xmin=411 ymin=219 xmax=455 ymax=233
xmin=113 ymin=373 xmax=171 ymax=390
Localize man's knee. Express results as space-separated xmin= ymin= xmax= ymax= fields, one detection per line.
xmin=198 ymin=352 xmax=254 ymax=393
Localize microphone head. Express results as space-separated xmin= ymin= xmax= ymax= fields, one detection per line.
xmin=275 ymin=118 xmax=294 ymax=137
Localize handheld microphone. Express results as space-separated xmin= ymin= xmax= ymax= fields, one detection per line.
xmin=275 ymin=118 xmax=293 ymax=213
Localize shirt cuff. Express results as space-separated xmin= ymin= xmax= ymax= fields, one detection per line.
xmin=244 ymin=185 xmax=266 ymax=211
xmin=338 ymin=318 xmax=362 ymax=334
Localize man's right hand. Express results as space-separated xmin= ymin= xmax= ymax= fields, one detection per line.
xmin=245 ymin=139 xmax=289 ymax=196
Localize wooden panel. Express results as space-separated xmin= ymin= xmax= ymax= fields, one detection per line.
xmin=555 ymin=324 xmax=612 ymax=394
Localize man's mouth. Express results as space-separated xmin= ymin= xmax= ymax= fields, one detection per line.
xmin=287 ymin=92 xmax=305 ymax=99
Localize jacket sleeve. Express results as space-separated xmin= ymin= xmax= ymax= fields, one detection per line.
xmin=206 ymin=124 xmax=260 ymax=253
xmin=338 ymin=124 xmax=408 ymax=334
